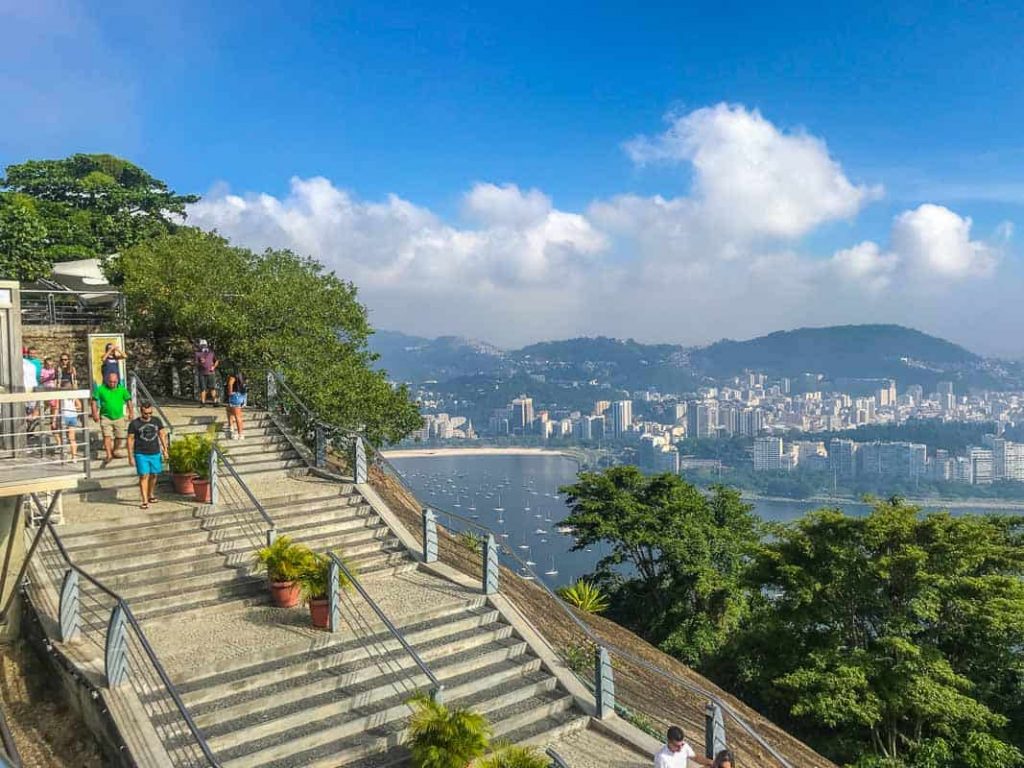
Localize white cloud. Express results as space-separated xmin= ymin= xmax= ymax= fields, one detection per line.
xmin=625 ymin=103 xmax=882 ymax=240
xmin=187 ymin=104 xmax=1011 ymax=349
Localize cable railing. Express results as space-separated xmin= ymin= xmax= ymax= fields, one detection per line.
xmin=266 ymin=370 xmax=801 ymax=768
xmin=205 ymin=445 xmax=276 ymax=554
xmin=0 ymin=390 xmax=94 ymax=483
xmin=20 ymin=497 xmax=220 ymax=767
xmin=20 ymin=289 xmax=126 ymax=327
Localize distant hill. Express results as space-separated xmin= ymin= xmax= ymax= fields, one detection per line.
xmin=372 ymin=330 xmax=504 ymax=382
xmin=375 ymin=325 xmax=1018 ymax=392
xmin=690 ymin=324 xmax=996 ymax=389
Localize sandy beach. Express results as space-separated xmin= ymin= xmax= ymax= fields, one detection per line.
xmin=382 ymin=446 xmax=576 ymax=460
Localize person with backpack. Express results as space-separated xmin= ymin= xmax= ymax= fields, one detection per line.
xmin=225 ymin=367 xmax=248 ymax=440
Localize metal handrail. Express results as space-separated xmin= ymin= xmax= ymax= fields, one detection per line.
xmin=269 ymin=370 xmax=794 ymax=767
xmin=212 ymin=446 xmax=276 ymax=533
xmin=20 ymin=289 xmax=124 ymax=296
xmin=0 ymin=688 xmax=22 ymax=767
xmin=24 ymin=509 xmax=220 ymax=765
xmin=327 ymin=552 xmax=443 ymax=699
xmin=129 ymin=372 xmax=173 ymax=436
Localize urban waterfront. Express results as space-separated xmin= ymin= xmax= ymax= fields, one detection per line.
xmin=392 ymin=453 xmax=1024 ymax=589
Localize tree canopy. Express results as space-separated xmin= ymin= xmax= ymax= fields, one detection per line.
xmin=116 ymin=228 xmax=421 ymax=444
xmin=716 ymin=498 xmax=1024 ymax=767
xmin=0 ymin=153 xmax=198 ymax=280
xmin=559 ymin=466 xmax=760 ymax=665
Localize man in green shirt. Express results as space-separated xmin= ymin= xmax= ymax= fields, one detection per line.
xmin=91 ymin=371 xmax=134 ymax=465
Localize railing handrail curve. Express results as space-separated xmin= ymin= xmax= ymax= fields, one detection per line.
xmin=30 ymin=515 xmax=220 ymax=765
xmin=269 ymin=370 xmax=794 ymax=767
xmin=326 ymin=552 xmax=443 ymax=697
xmin=128 ymin=372 xmax=173 ymax=436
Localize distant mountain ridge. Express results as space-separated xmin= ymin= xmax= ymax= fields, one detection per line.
xmin=373 ymin=325 xmax=1019 ymax=391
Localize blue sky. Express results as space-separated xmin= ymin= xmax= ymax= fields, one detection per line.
xmin=4 ymin=0 xmax=1024 ymax=354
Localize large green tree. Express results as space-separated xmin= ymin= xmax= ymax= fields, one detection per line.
xmin=0 ymin=153 xmax=198 ymax=279
xmin=117 ymin=228 xmax=421 ymax=444
xmin=717 ymin=499 xmax=1024 ymax=768
xmin=559 ymin=467 xmax=760 ymax=665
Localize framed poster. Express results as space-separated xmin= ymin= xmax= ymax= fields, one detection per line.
xmin=87 ymin=333 xmax=126 ymax=389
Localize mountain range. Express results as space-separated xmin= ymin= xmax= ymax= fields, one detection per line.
xmin=372 ymin=325 xmax=1022 ymax=393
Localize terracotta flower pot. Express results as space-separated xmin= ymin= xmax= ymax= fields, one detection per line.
xmin=270 ymin=581 xmax=301 ymax=608
xmin=309 ymin=598 xmax=330 ymax=628
xmin=193 ymin=479 xmax=212 ymax=503
xmin=172 ymin=473 xmax=196 ymax=495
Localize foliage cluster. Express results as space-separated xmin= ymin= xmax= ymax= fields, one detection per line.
xmin=296 ymin=552 xmax=354 ymax=601
xmin=0 ymin=154 xmax=197 ymax=280
xmin=116 ymin=228 xmax=421 ymax=444
xmin=562 ymin=466 xmax=1024 ymax=767
xmin=556 ymin=579 xmax=610 ymax=613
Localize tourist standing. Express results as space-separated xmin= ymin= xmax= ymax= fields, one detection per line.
xmin=22 ymin=348 xmax=39 ymax=424
xmin=57 ymin=353 xmax=78 ymax=388
xmin=127 ymin=403 xmax=168 ymax=509
xmin=711 ymin=751 xmax=734 ymax=768
xmin=91 ymin=371 xmax=134 ymax=466
xmin=56 ymin=381 xmax=83 ymax=461
xmin=653 ymin=726 xmax=711 ymax=767
xmin=225 ymin=367 xmax=247 ymax=440
xmin=101 ymin=343 xmax=127 ymax=384
xmin=195 ymin=340 xmax=220 ymax=406
xmin=25 ymin=347 xmax=42 ymax=381
xmin=40 ymin=356 xmax=58 ymax=427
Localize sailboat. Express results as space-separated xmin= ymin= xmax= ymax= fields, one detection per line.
xmin=518 ymin=534 xmax=530 ymax=550
xmin=453 ymin=493 xmax=461 ymax=508
xmin=494 ymin=491 xmax=504 ymax=513
xmin=545 ymin=557 xmax=559 ymax=576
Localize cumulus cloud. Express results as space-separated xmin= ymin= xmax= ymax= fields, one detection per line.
xmin=187 ymin=104 xmax=1010 ymax=348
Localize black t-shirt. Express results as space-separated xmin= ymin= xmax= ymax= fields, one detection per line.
xmin=127 ymin=417 xmax=164 ymax=454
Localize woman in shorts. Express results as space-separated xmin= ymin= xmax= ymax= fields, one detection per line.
xmin=225 ymin=368 xmax=248 ymax=440
xmin=57 ymin=381 xmax=82 ymax=461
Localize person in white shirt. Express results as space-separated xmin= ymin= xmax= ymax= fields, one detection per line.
xmin=654 ymin=726 xmax=713 ymax=768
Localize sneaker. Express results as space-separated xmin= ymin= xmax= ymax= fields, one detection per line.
xmin=237 ymin=434 xmax=245 ymax=440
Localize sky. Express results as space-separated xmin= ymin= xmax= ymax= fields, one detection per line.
xmin=3 ymin=0 xmax=1024 ymax=355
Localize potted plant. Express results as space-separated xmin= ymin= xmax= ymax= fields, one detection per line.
xmin=477 ymin=744 xmax=549 ymax=768
xmin=190 ymin=426 xmax=222 ymax=503
xmin=254 ymin=535 xmax=311 ymax=608
xmin=297 ymin=552 xmax=355 ymax=628
xmin=406 ymin=691 xmax=490 ymax=768
xmin=167 ymin=435 xmax=200 ymax=495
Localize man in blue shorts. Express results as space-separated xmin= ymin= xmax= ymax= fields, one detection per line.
xmin=127 ymin=403 xmax=168 ymax=509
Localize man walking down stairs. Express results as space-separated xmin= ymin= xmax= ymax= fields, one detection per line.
xmin=30 ymin=403 xmax=655 ymax=767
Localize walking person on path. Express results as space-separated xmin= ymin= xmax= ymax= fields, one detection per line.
xmin=57 ymin=352 xmax=77 ymax=387
xmin=194 ymin=340 xmax=220 ymax=406
xmin=91 ymin=371 xmax=134 ymax=466
xmin=56 ymin=381 xmax=83 ymax=462
xmin=225 ymin=367 xmax=247 ymax=440
xmin=127 ymin=403 xmax=168 ymax=509
xmin=654 ymin=726 xmax=712 ymax=767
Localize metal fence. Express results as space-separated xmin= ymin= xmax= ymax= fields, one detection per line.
xmin=20 ymin=290 xmax=126 ymax=327
xmin=266 ymin=370 xmax=800 ymax=767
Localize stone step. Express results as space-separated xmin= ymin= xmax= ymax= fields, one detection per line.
xmin=175 ymin=602 xmax=493 ymax=690
xmin=130 ymin=575 xmax=267 ymax=619
xmin=189 ymin=621 xmax=518 ymax=732
xmin=499 ymin=710 xmax=591 ymax=750
xmin=74 ymin=458 xmax=308 ymax=495
xmin=87 ymin=446 xmax=299 ymax=482
xmin=217 ymin=648 xmax=545 ymax=767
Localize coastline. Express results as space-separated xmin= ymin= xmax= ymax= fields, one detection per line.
xmin=741 ymin=492 xmax=1024 ymax=510
xmin=382 ymin=447 xmax=577 ymax=460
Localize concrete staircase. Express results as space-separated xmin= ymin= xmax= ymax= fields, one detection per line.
xmin=42 ymin=405 xmax=612 ymax=767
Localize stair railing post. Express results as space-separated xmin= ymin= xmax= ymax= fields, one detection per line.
xmin=314 ymin=424 xmax=326 ymax=468
xmin=705 ymin=701 xmax=726 ymax=758
xmin=105 ymin=603 xmax=129 ymax=687
xmin=422 ymin=508 xmax=438 ymax=564
xmin=129 ymin=374 xmax=138 ymax=406
xmin=482 ymin=534 xmax=498 ymax=595
xmin=265 ymin=371 xmax=277 ymax=410
xmin=353 ymin=436 xmax=367 ymax=484
xmin=266 ymin=528 xmax=277 ymax=547
xmin=595 ymin=645 xmax=615 ymax=718
xmin=208 ymin=448 xmax=218 ymax=505
xmin=328 ymin=557 xmax=341 ymax=633
xmin=58 ymin=569 xmax=80 ymax=643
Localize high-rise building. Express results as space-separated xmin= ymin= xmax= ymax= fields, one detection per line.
xmin=718 ymin=404 xmax=740 ymax=437
xmin=673 ymin=403 xmax=687 ymax=424
xmin=591 ymin=415 xmax=605 ymax=441
xmin=857 ymin=441 xmax=928 ymax=479
xmin=594 ymin=401 xmax=610 ymax=417
xmin=966 ymin=446 xmax=994 ymax=485
xmin=574 ymin=417 xmax=592 ymax=441
xmin=932 ymin=449 xmax=952 ymax=481
xmin=753 ymin=436 xmax=783 ymax=472
xmin=829 ymin=439 xmax=858 ymax=479
xmin=686 ymin=401 xmax=718 ymax=439
xmin=738 ymin=408 xmax=764 ymax=437
xmin=937 ymin=381 xmax=955 ymax=411
xmin=655 ymin=446 xmax=680 ymax=474
xmin=511 ymin=396 xmax=534 ymax=432
xmin=1006 ymin=442 xmax=1024 ymax=481
xmin=609 ymin=400 xmax=633 ymax=438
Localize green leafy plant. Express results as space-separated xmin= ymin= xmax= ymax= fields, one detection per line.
xmin=477 ymin=743 xmax=549 ymax=768
xmin=253 ymin=536 xmax=312 ymax=583
xmin=192 ymin=424 xmax=224 ymax=480
xmin=561 ymin=640 xmax=596 ymax=675
xmin=556 ymin=580 xmax=610 ymax=614
xmin=297 ymin=552 xmax=355 ymax=601
xmin=406 ymin=690 xmax=490 ymax=768
xmin=616 ymin=706 xmax=661 ymax=740
xmin=457 ymin=530 xmax=484 ymax=552
xmin=168 ymin=433 xmax=203 ymax=475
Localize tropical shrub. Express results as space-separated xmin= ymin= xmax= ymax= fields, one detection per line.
xmin=297 ymin=552 xmax=355 ymax=601
xmin=406 ymin=691 xmax=490 ymax=768
xmin=478 ymin=744 xmax=549 ymax=768
xmin=253 ymin=536 xmax=312 ymax=583
xmin=556 ymin=580 xmax=610 ymax=614
xmin=561 ymin=640 xmax=596 ymax=675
